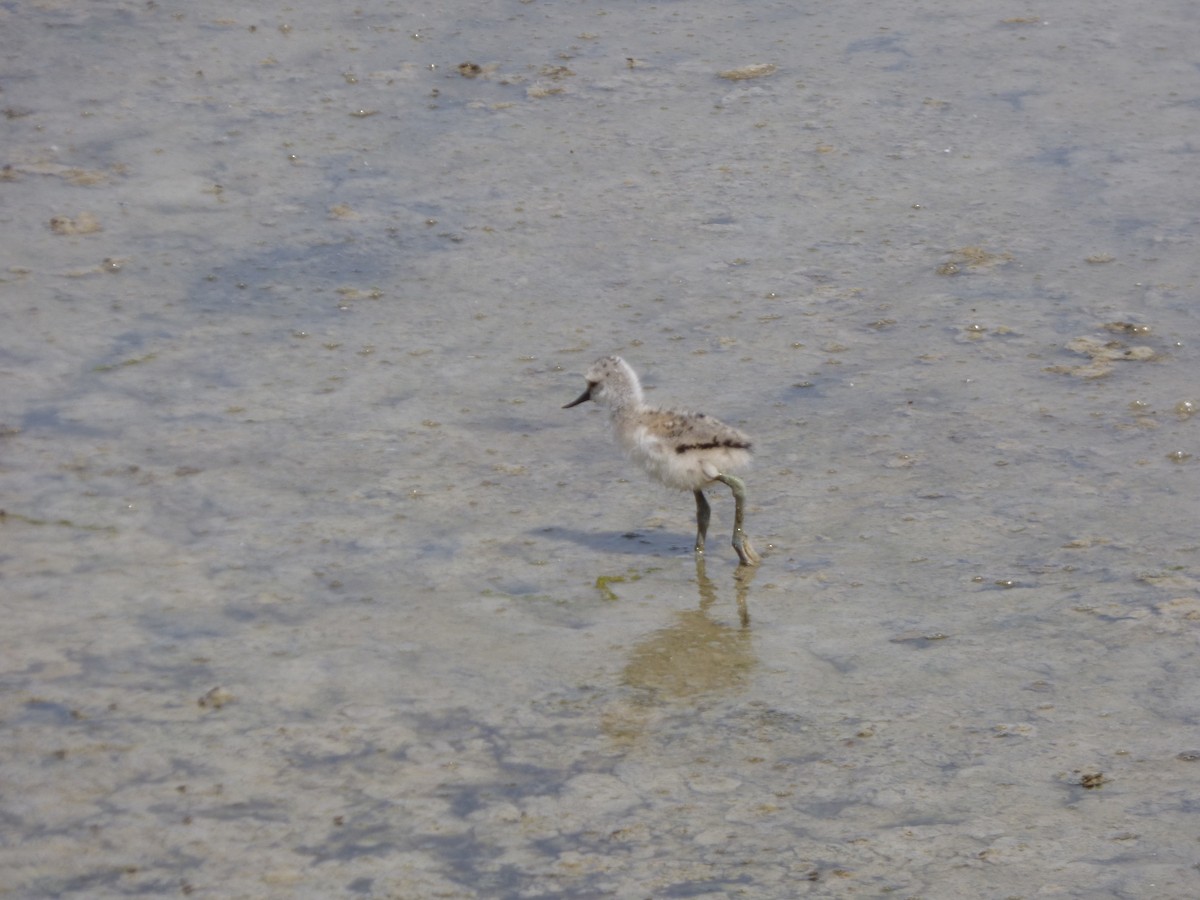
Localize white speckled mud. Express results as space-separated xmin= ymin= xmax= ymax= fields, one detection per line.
xmin=3 ymin=2 xmax=1200 ymax=897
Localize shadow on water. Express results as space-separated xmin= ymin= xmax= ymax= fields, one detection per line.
xmin=539 ymin=524 xmax=695 ymax=557
xmin=618 ymin=557 xmax=758 ymax=707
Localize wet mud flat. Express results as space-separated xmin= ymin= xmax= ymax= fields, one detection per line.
xmin=2 ymin=1 xmax=1200 ymax=897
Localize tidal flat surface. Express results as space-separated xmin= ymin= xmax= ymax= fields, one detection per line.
xmin=2 ymin=1 xmax=1199 ymax=897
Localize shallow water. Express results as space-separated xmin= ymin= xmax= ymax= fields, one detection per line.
xmin=3 ymin=1 xmax=1200 ymax=897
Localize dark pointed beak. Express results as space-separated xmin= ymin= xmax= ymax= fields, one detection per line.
xmin=563 ymin=383 xmax=593 ymax=409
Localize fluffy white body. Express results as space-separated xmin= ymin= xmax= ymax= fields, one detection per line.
xmin=564 ymin=356 xmax=760 ymax=566
xmin=619 ymin=406 xmax=752 ymax=492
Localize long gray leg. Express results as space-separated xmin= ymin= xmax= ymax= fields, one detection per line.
xmin=693 ymin=489 xmax=711 ymax=555
xmin=715 ymin=474 xmax=761 ymax=566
